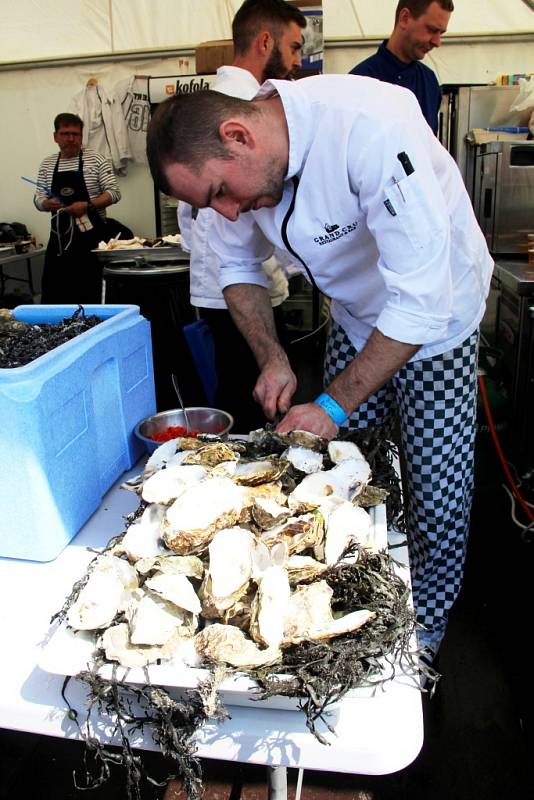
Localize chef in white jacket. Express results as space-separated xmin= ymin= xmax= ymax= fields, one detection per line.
xmin=146 ymin=74 xmax=493 ymax=661
xmin=178 ymin=0 xmax=305 ymax=432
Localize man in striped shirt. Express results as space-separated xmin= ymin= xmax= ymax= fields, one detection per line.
xmin=34 ymin=112 xmax=121 ymax=303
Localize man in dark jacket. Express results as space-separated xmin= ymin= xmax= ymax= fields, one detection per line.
xmin=350 ymin=0 xmax=453 ymax=134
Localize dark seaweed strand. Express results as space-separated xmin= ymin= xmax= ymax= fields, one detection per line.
xmin=0 ymin=305 xmax=102 ymax=368
xmin=61 ymin=664 xmax=219 ymax=800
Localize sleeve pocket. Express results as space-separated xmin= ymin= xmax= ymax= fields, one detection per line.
xmin=383 ymin=173 xmax=443 ymax=251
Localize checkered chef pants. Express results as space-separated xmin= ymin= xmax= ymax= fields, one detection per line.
xmin=324 ymin=319 xmax=480 ymax=657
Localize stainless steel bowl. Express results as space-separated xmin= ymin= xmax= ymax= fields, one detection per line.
xmin=134 ymin=407 xmax=234 ymax=454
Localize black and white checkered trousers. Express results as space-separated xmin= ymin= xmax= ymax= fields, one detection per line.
xmin=324 ymin=319 xmax=480 ymax=656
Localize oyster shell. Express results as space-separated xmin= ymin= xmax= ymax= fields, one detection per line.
xmin=249 ymin=565 xmax=291 ymax=649
xmin=143 ymin=439 xmax=185 ymax=476
xmin=282 ymin=445 xmax=324 ymax=474
xmin=260 ymin=512 xmax=324 ymax=555
xmin=126 ymin=589 xmax=196 ymax=646
xmin=120 ymin=503 xmax=167 ymax=562
xmin=353 ymin=484 xmax=389 ymax=507
xmin=286 ymin=554 xmax=328 ymax=584
xmin=250 ymin=496 xmax=291 ymax=530
xmin=208 ymin=526 xmax=256 ymax=601
xmin=135 ymin=554 xmax=204 ymax=580
xmin=324 ymin=502 xmax=372 ymax=564
xmin=282 ymin=580 xmax=375 ymax=644
xmin=250 ymin=428 xmax=328 ymax=452
xmin=141 ymin=464 xmax=208 ymax=504
xmin=194 ymin=623 xmax=281 ymax=668
xmin=232 ymin=458 xmax=288 ymax=486
xmin=101 ymin=622 xmax=179 ymax=668
xmin=145 ymin=572 xmax=202 ymax=614
xmin=288 ymin=458 xmax=371 ymax=509
xmin=327 ymin=440 xmax=366 ymax=464
xmin=162 ymin=476 xmax=245 ymax=555
xmin=182 ymin=442 xmax=238 ymax=467
xmin=67 ymin=555 xmax=139 ymax=631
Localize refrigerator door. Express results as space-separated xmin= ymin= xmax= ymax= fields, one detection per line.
xmin=494 ymin=143 xmax=534 ymax=253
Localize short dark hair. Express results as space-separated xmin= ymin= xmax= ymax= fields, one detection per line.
xmin=232 ymin=0 xmax=306 ymax=56
xmin=394 ymin=0 xmax=454 ymax=24
xmin=54 ymin=113 xmax=84 ymax=132
xmin=146 ymin=90 xmax=259 ymax=196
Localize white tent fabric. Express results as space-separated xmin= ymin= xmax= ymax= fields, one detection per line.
xmin=1 ymin=1 xmax=533 ymax=251
xmin=2 ymin=1 xmax=533 ymax=62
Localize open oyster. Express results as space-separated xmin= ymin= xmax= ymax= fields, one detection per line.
xmin=141 ymin=464 xmax=207 ymax=504
xmin=67 ymin=555 xmax=138 ymax=631
xmin=194 ymin=623 xmax=281 ymax=668
xmin=162 ymin=477 xmax=245 ymax=555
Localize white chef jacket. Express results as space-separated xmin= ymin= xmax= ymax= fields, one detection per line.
xmin=211 ymin=74 xmax=494 ymax=361
xmin=70 ymin=83 xmax=132 ymax=176
xmin=180 ymin=65 xmax=289 ymax=310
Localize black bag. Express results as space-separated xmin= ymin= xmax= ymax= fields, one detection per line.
xmin=10 ymin=222 xmax=30 ymax=240
xmin=0 ymin=223 xmax=17 ymax=243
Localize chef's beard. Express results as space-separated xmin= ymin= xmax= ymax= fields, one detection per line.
xmin=261 ymin=44 xmax=297 ymax=82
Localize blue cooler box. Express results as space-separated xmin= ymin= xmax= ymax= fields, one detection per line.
xmin=0 ymin=304 xmax=156 ymax=561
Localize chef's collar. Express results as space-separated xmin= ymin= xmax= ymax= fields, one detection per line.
xmin=253 ymin=79 xmax=310 ymax=181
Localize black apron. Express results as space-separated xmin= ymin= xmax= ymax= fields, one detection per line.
xmin=41 ymin=153 xmax=106 ymax=304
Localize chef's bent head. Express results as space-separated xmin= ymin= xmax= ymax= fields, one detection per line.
xmin=147 ymin=90 xmax=287 ymax=222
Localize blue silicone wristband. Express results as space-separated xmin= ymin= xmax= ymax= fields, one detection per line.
xmin=314 ymin=392 xmax=348 ymax=426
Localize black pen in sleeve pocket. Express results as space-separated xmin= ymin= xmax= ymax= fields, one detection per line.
xmin=397 ymin=152 xmax=414 ymax=176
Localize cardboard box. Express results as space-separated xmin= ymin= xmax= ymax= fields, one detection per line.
xmin=195 ymin=39 xmax=234 ymax=74
xmin=0 ymin=304 xmax=156 ymax=561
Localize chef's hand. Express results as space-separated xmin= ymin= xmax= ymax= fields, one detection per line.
xmin=64 ymin=201 xmax=91 ymax=218
xmin=253 ymin=359 xmax=297 ymax=421
xmin=275 ymin=402 xmax=339 ymax=440
xmin=42 ymin=198 xmax=63 ymax=213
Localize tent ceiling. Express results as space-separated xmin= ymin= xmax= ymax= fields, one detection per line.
xmin=3 ymin=0 xmax=533 ymax=65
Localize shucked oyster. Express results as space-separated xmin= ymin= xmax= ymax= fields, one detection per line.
xmin=182 ymin=442 xmax=238 ymax=467
xmin=126 ymin=588 xmax=196 ymax=646
xmin=162 ymin=477 xmax=245 ymax=555
xmin=232 ymin=457 xmax=289 ymax=486
xmin=327 ymin=440 xmax=366 ymax=464
xmin=145 ymin=572 xmax=202 ymax=614
xmin=194 ymin=623 xmax=281 ymax=669
xmin=324 ymin=501 xmax=372 ymax=564
xmin=141 ymin=464 xmax=207 ymax=504
xmin=120 ymin=503 xmax=167 ymax=562
xmin=260 ymin=512 xmax=324 ymax=556
xmin=67 ymin=555 xmax=138 ymax=631
xmin=288 ymin=458 xmax=371 ymax=510
xmin=134 ymin=554 xmax=204 ymax=580
xmin=283 ymin=580 xmax=375 ymax=644
xmin=282 ymin=445 xmax=324 ymax=474
xmin=250 ymin=428 xmax=328 ymax=452
xmin=101 ymin=622 xmax=181 ymax=668
xmin=208 ymin=527 xmax=256 ymax=602
xmin=249 ymin=565 xmax=291 ymax=649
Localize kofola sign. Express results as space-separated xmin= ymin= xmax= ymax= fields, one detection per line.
xmin=148 ymin=75 xmax=215 ymax=104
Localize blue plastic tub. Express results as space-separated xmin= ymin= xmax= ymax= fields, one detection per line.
xmin=0 ymin=304 xmax=156 ymax=561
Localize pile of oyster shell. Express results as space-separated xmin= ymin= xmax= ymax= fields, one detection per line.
xmin=66 ymin=430 xmax=388 ymax=672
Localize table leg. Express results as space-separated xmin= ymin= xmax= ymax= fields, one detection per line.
xmin=25 ymin=256 xmax=35 ymax=296
xmin=267 ymin=765 xmax=288 ymax=800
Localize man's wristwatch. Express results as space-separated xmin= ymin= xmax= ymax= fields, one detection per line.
xmin=86 ymin=201 xmax=96 ymax=213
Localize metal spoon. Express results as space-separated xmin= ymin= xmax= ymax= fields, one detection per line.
xmin=171 ymin=373 xmax=191 ymax=434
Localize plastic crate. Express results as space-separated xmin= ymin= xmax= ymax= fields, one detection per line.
xmin=0 ymin=305 xmax=156 ymax=561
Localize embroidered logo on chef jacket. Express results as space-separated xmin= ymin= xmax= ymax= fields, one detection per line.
xmin=313 ymin=220 xmax=358 ymax=246
xmin=60 ymin=186 xmax=75 ymax=198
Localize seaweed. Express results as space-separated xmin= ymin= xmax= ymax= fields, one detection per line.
xmin=0 ymin=304 xmax=102 ymax=368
